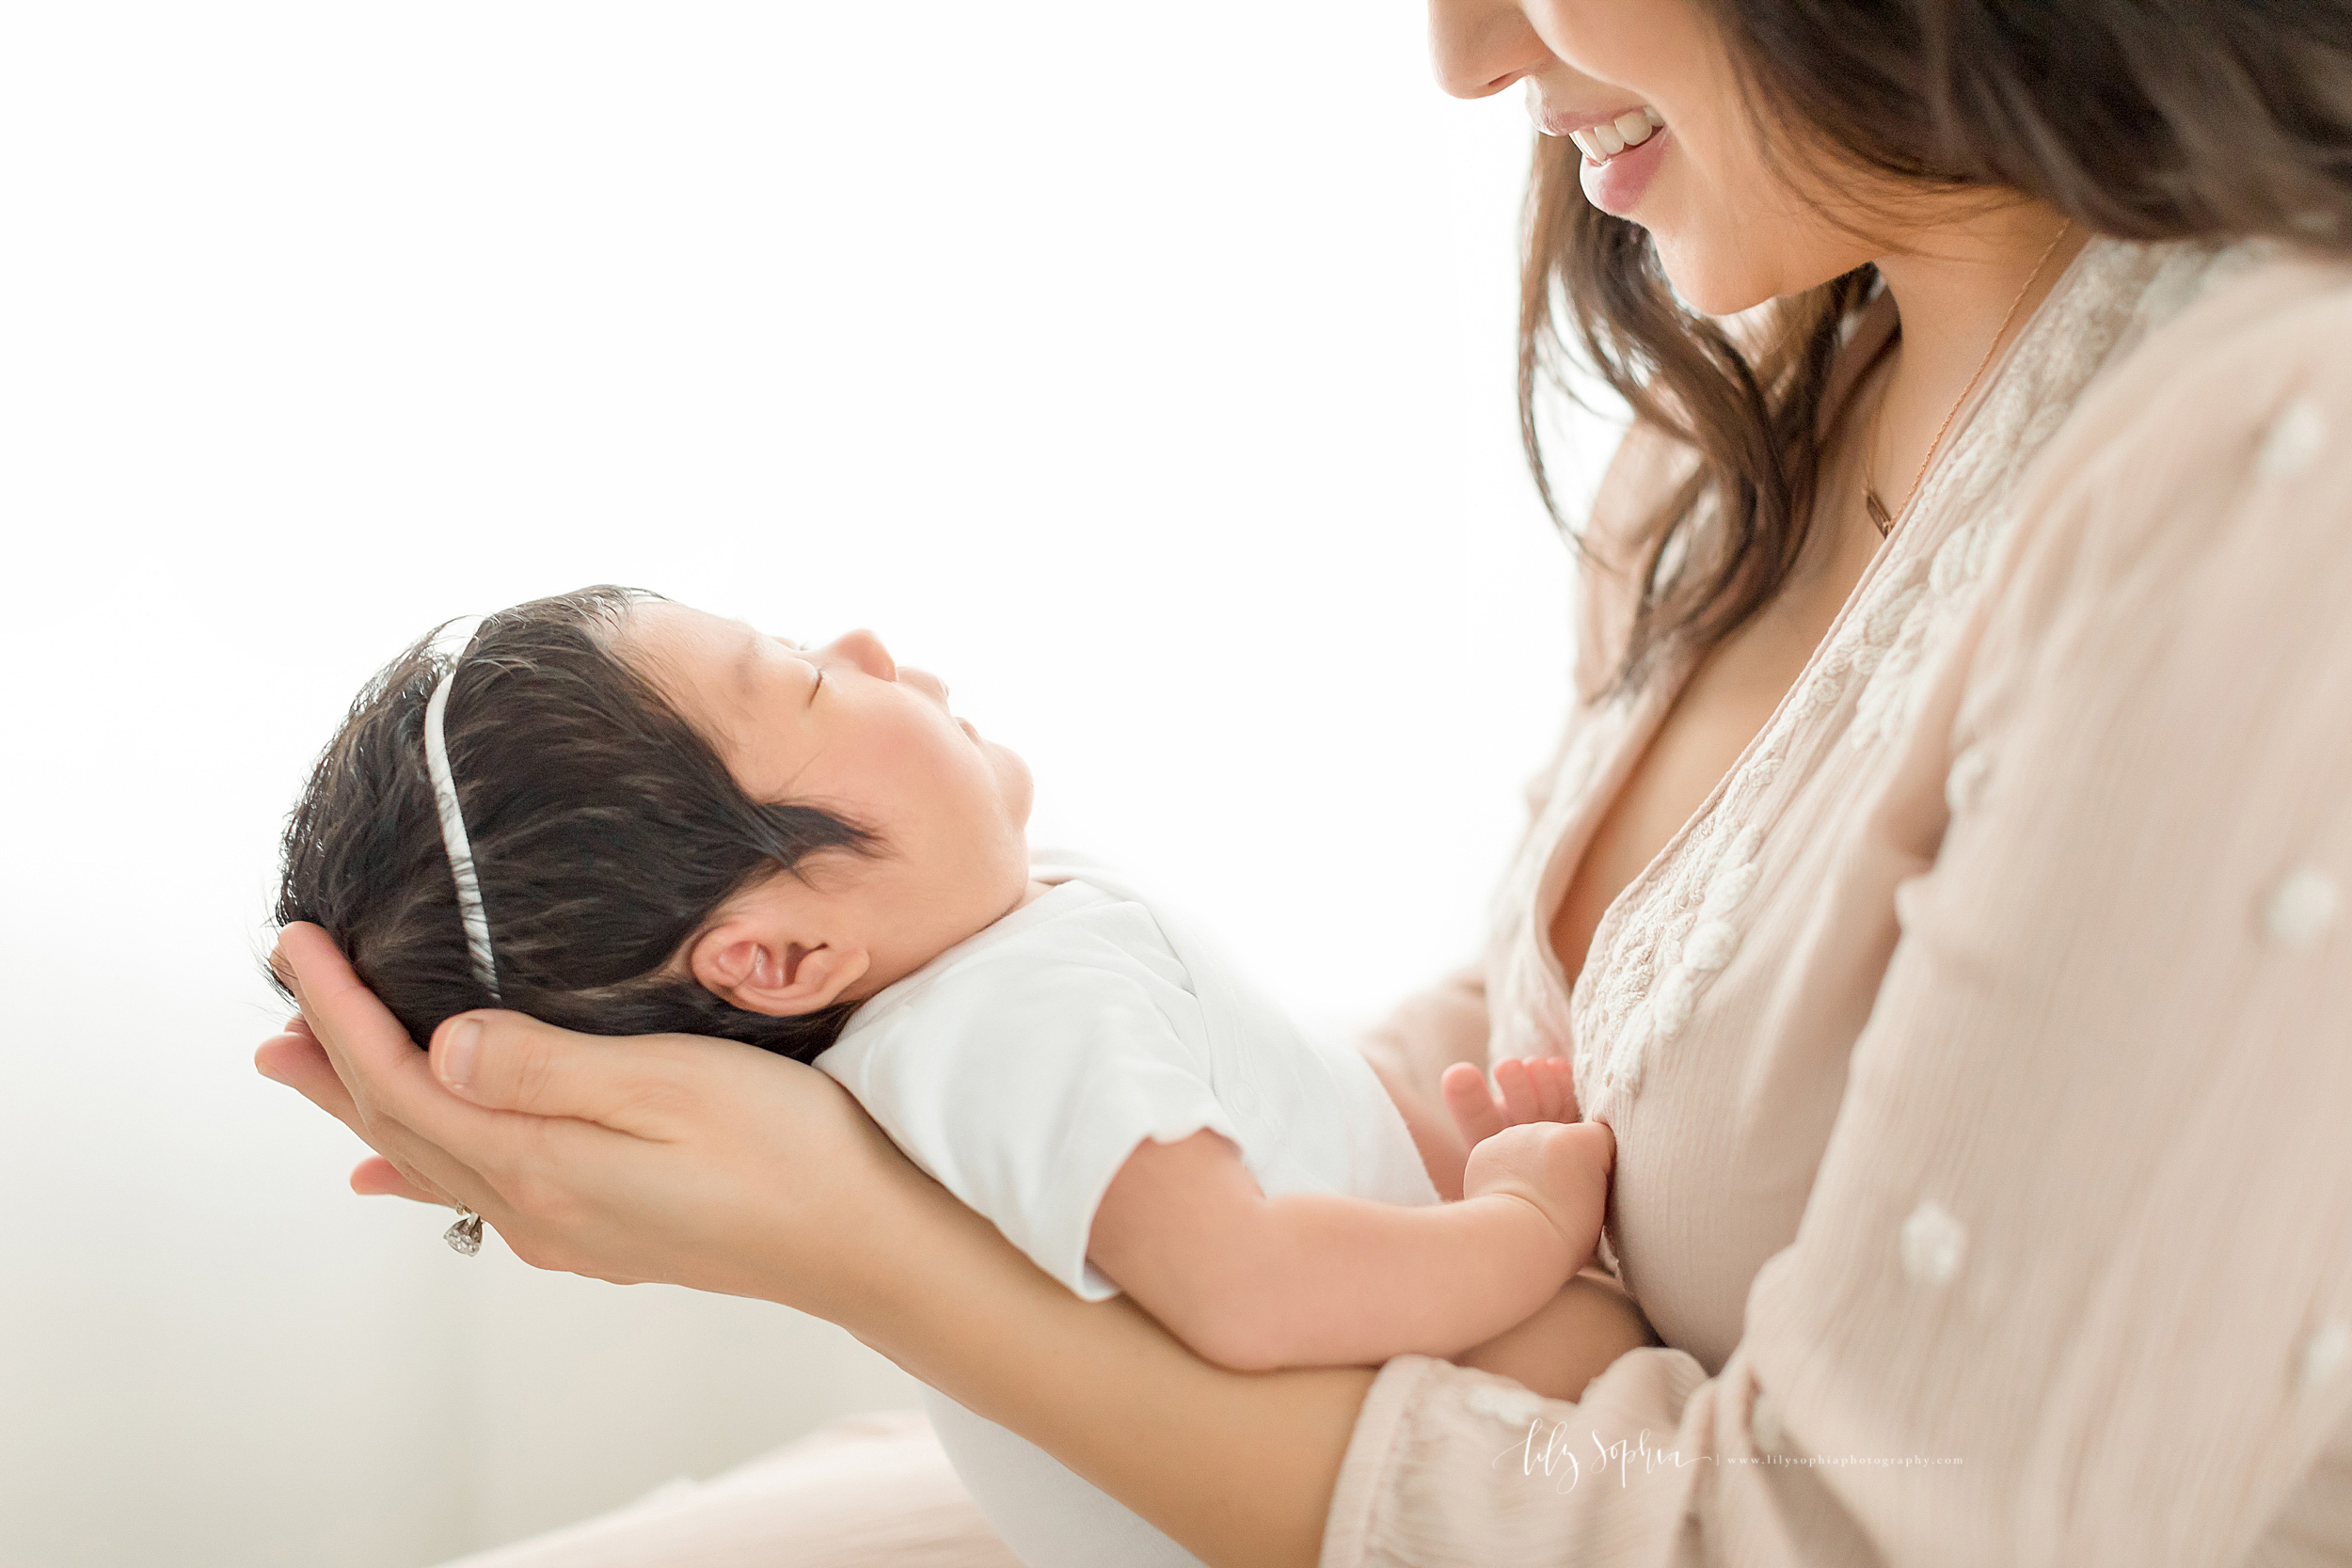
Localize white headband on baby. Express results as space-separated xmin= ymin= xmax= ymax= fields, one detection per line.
xmin=422 ymin=615 xmax=501 ymax=1004
xmin=422 ymin=615 xmax=495 ymax=1259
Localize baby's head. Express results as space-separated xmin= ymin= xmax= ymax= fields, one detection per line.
xmin=275 ymin=585 xmax=1035 ymax=1060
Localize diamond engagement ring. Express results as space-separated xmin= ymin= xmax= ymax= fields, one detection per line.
xmin=445 ymin=1209 xmax=485 ymax=1256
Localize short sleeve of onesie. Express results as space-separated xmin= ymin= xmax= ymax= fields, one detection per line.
xmin=815 ymin=941 xmax=1241 ymax=1303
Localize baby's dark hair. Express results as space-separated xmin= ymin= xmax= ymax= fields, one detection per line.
xmin=274 ymin=584 xmax=876 ymax=1062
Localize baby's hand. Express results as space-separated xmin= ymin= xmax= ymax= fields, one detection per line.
xmin=1461 ymin=1119 xmax=1614 ymax=1270
xmin=1441 ymin=1055 xmax=1576 ymax=1150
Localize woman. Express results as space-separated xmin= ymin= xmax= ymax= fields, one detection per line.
xmin=261 ymin=0 xmax=2352 ymax=1561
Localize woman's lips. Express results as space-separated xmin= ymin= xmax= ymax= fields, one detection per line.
xmin=1565 ymin=106 xmax=1664 ymax=163
xmin=1580 ymin=124 xmax=1671 ymax=218
xmin=1525 ymin=89 xmax=1664 ymax=151
xmin=1526 ymin=96 xmax=1672 ymax=216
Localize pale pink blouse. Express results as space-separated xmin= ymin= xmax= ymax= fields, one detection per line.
xmin=1334 ymin=234 xmax=2352 ymax=1565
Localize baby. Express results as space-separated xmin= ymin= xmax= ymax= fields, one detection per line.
xmin=276 ymin=586 xmax=1639 ymax=1567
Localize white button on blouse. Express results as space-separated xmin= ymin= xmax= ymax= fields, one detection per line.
xmin=2263 ymin=865 xmax=2341 ymax=950
xmin=1899 ymin=1201 xmax=1968 ymax=1287
xmin=2255 ymin=398 xmax=2326 ymax=480
xmin=1945 ymin=745 xmax=1994 ymax=816
xmin=2298 ymin=1320 xmax=2351 ymax=1396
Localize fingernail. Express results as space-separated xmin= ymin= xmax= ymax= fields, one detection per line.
xmin=440 ymin=1019 xmax=481 ymax=1092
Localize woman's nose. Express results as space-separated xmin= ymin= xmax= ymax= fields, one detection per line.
xmin=824 ymin=628 xmax=897 ymax=682
xmin=1426 ymin=0 xmax=1555 ymax=100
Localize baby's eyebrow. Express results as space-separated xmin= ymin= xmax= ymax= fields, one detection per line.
xmin=729 ymin=625 xmax=764 ymax=691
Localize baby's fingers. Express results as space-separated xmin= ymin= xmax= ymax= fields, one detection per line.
xmin=1535 ymin=1056 xmax=1573 ymax=1121
xmin=1495 ymin=1056 xmax=1576 ymax=1124
xmin=1441 ymin=1061 xmax=1507 ymax=1150
xmin=1495 ymin=1057 xmax=1542 ymax=1124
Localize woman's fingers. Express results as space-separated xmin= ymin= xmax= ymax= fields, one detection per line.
xmin=426 ymin=1008 xmax=726 ymax=1138
xmin=274 ymin=922 xmax=518 ymax=1210
xmin=1441 ymin=1061 xmax=1507 ymax=1149
xmin=255 ymin=1029 xmax=359 ymax=1125
xmin=257 ymin=1027 xmax=463 ymax=1207
xmin=275 ymin=923 xmax=434 ymax=1129
xmin=269 ymin=922 xmax=967 ymax=1311
xmin=351 ymin=1155 xmax=448 ymax=1204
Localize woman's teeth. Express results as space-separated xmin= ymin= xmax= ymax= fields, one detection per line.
xmin=1570 ymin=107 xmax=1664 ymax=164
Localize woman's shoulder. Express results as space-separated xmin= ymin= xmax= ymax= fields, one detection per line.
xmin=1960 ymin=244 xmax=2352 ymax=750
xmin=2075 ymin=241 xmax=2352 ymax=438
xmin=2020 ymin=244 xmax=2352 ymax=545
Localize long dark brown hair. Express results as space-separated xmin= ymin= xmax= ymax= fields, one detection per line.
xmin=1524 ymin=0 xmax=2352 ymax=694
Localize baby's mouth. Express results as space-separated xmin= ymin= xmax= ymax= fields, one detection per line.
xmin=1570 ymin=107 xmax=1665 ymax=166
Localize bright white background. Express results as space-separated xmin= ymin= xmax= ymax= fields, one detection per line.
xmin=0 ymin=4 xmax=1625 ymax=1564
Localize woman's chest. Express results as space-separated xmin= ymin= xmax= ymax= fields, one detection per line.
xmin=1548 ymin=510 xmax=1882 ymax=998
xmin=1483 ymin=461 xmax=1981 ymax=1367
xmin=1495 ymin=645 xmax=1941 ymax=1367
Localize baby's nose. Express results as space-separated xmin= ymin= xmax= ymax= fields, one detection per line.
xmin=827 ymin=628 xmax=897 ymax=682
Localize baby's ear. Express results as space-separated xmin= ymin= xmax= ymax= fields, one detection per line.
xmin=689 ymin=921 xmax=868 ymax=1017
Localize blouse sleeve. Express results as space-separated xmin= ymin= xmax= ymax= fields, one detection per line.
xmin=1323 ymin=277 xmax=2352 ymax=1565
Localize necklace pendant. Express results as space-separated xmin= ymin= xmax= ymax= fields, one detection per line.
xmin=1864 ymin=487 xmax=1893 ymax=538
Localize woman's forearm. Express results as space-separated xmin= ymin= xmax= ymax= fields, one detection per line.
xmin=1455 ymin=1268 xmax=1659 ymax=1402
xmin=261 ymin=942 xmax=1370 ymax=1568
xmin=837 ymin=1163 xmax=1372 ymax=1568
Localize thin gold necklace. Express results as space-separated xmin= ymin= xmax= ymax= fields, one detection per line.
xmin=1863 ymin=218 xmax=2073 ymax=539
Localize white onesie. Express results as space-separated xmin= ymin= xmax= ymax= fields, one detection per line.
xmin=813 ymin=856 xmax=1438 ymax=1568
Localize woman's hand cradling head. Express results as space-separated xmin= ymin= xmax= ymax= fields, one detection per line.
xmin=254 ymin=922 xmax=933 ymax=1320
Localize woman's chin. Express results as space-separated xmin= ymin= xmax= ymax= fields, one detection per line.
xmin=1652 ymin=237 xmax=1785 ymax=320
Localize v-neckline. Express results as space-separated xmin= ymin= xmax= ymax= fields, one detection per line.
xmin=1533 ymin=239 xmax=2108 ymax=1010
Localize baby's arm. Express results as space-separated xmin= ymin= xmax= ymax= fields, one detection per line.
xmin=1435 ymin=1055 xmax=1656 ymax=1399
xmin=1085 ymin=1110 xmax=1613 ymax=1374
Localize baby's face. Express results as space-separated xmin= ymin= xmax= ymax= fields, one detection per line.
xmin=621 ymin=600 xmax=1036 ymax=988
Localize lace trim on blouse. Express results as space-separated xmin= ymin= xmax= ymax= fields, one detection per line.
xmin=1566 ymin=234 xmax=2280 ymax=1115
